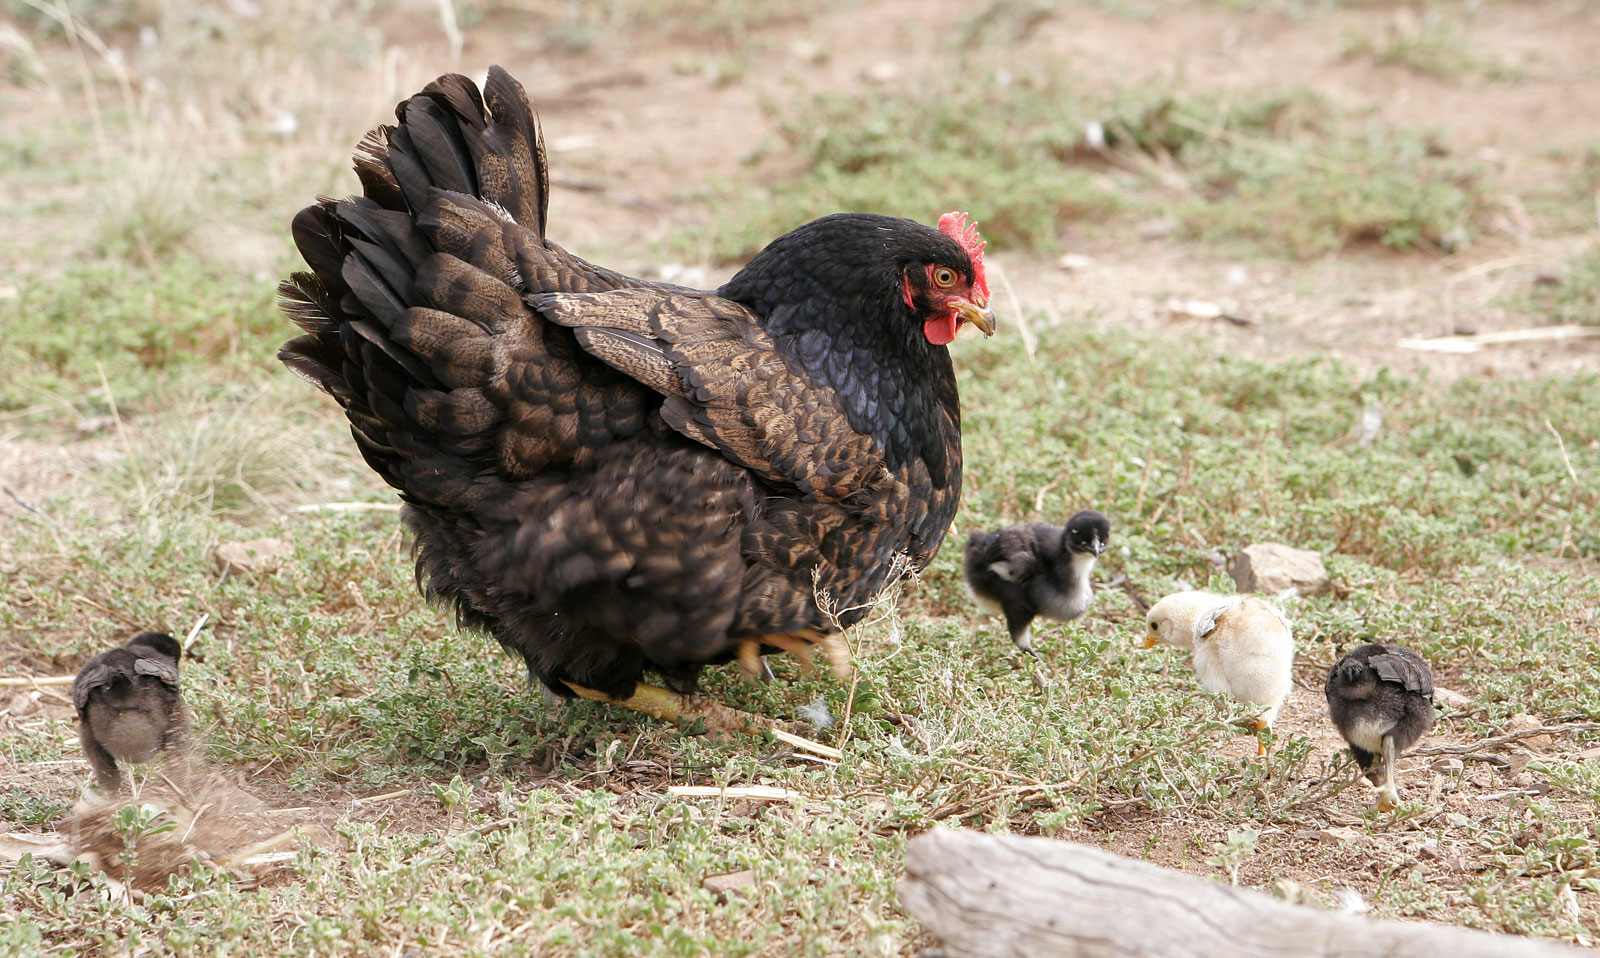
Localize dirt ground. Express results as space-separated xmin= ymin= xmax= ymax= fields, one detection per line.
xmin=458 ymin=0 xmax=1600 ymax=378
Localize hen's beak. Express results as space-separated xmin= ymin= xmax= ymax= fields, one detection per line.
xmin=956 ymin=298 xmax=996 ymax=336
xmin=1142 ymin=633 xmax=1159 ymax=649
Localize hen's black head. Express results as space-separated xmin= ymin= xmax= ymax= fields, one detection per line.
xmin=1063 ymin=510 xmax=1111 ymax=556
xmin=718 ymin=213 xmax=994 ymax=482
xmin=720 ymin=212 xmax=993 ymax=349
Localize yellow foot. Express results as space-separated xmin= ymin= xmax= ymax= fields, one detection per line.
xmin=736 ymin=632 xmax=853 ymax=680
xmin=562 ymin=681 xmax=768 ymax=733
xmin=1243 ymin=718 xmax=1270 ymax=757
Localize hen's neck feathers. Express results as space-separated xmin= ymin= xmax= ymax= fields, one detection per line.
xmin=718 ymin=214 xmax=963 ymax=483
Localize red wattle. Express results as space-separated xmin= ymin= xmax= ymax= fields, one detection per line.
xmin=923 ymin=313 xmax=957 ymax=345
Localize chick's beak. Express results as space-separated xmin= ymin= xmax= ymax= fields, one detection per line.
xmin=956 ymin=297 xmax=996 ymax=337
xmin=1142 ymin=632 xmax=1159 ymax=649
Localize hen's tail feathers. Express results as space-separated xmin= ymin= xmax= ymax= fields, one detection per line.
xmin=277 ymin=67 xmax=551 ymax=498
xmin=379 ymin=66 xmax=550 ymax=236
xmin=280 ymin=65 xmax=668 ymax=509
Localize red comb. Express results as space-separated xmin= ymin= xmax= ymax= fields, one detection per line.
xmin=938 ymin=211 xmax=989 ymax=301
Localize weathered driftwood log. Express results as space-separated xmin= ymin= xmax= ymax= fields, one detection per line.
xmin=900 ymin=829 xmax=1585 ymax=958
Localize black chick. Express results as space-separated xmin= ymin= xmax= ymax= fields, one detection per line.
xmin=74 ymin=632 xmax=189 ymax=793
xmin=963 ymin=509 xmax=1112 ymax=657
xmin=1325 ymin=643 xmax=1435 ymax=811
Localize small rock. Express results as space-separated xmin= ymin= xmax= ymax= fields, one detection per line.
xmin=1318 ymin=826 xmax=1363 ymax=844
xmin=863 ymin=62 xmax=899 ymax=85
xmin=1334 ymin=887 xmax=1369 ymax=915
xmin=1138 ymin=217 xmax=1179 ymax=240
xmin=1228 ymin=543 xmax=1331 ymax=597
xmin=1505 ymin=714 xmax=1552 ymax=748
xmin=652 ymin=263 xmax=710 ymax=288
xmin=7 ymin=691 xmax=40 ymax=716
xmin=1166 ymin=298 xmax=1223 ymax=320
xmin=1532 ymin=270 xmax=1562 ymax=287
xmin=1577 ymin=745 xmax=1600 ymax=761
xmin=790 ymin=39 xmax=826 ymax=64
xmin=1506 ymin=713 xmax=1541 ymax=733
xmin=212 ymin=537 xmax=294 ymax=576
xmin=1434 ymin=687 xmax=1472 ymax=711
xmin=1503 ymin=749 xmax=1533 ymax=777
xmin=75 ymin=415 xmax=120 ymax=437
xmin=1430 ymin=757 xmax=1464 ymax=775
xmin=1416 ymin=841 xmax=1443 ymax=861
xmin=1083 ymin=120 xmax=1107 ymax=150
xmin=702 ymin=868 xmax=756 ymax=902
xmin=264 ymin=109 xmax=298 ymax=137
xmin=1057 ymin=253 xmax=1093 ymax=272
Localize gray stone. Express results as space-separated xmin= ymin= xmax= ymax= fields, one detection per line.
xmin=1228 ymin=543 xmax=1331 ymax=596
xmin=212 ymin=537 xmax=293 ymax=576
xmin=702 ymin=868 xmax=756 ymax=902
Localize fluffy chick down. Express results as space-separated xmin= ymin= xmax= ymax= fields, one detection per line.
xmin=1144 ymin=591 xmax=1295 ymax=732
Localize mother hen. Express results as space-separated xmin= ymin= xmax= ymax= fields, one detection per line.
xmin=279 ymin=66 xmax=994 ymax=719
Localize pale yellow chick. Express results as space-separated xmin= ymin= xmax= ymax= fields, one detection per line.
xmin=1144 ymin=591 xmax=1295 ymax=753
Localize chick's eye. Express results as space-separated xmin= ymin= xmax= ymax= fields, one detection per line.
xmin=933 ymin=267 xmax=957 ymax=287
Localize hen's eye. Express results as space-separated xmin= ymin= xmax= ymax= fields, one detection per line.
xmin=933 ymin=267 xmax=957 ymax=287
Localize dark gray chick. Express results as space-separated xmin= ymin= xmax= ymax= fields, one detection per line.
xmin=74 ymin=631 xmax=189 ymax=793
xmin=1325 ymin=643 xmax=1435 ymax=811
xmin=963 ymin=509 xmax=1111 ymax=657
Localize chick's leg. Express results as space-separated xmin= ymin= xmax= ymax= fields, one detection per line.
xmin=79 ymin=723 xmax=125 ymax=794
xmin=158 ymin=712 xmax=196 ymax=794
xmin=1246 ymin=717 xmax=1270 ymax=757
xmin=1004 ymin=607 xmax=1038 ymax=658
xmin=1374 ymin=733 xmax=1400 ymax=812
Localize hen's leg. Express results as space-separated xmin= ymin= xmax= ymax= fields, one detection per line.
xmin=564 ymin=681 xmax=766 ymax=733
xmin=564 ymin=631 xmax=851 ymax=731
xmin=737 ymin=633 xmax=851 ymax=679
